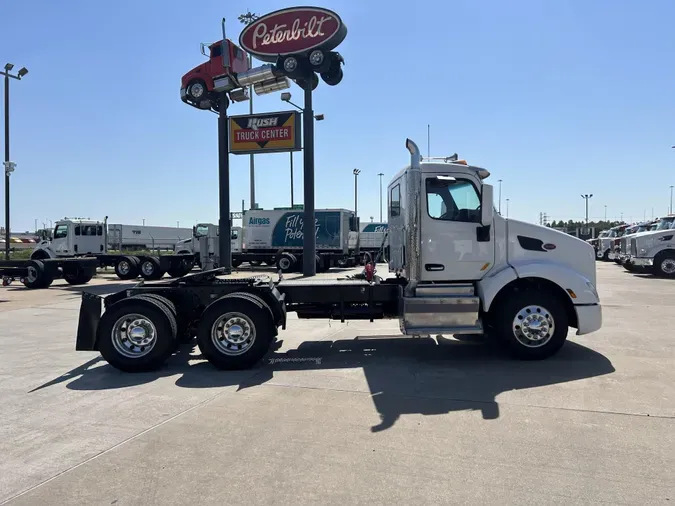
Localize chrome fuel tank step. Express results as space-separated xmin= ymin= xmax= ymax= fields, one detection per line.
xmin=401 ymin=295 xmax=481 ymax=335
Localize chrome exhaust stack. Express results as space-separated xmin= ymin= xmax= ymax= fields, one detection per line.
xmin=404 ymin=138 xmax=422 ymax=298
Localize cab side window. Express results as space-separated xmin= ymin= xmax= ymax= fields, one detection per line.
xmin=426 ymin=178 xmax=481 ymax=223
xmin=390 ymin=184 xmax=401 ymax=217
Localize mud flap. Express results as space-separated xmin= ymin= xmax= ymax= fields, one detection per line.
xmin=76 ymin=292 xmax=102 ymax=351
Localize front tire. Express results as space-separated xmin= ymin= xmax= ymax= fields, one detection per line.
xmin=197 ymin=295 xmax=274 ymax=370
xmin=652 ymin=251 xmax=675 ymax=278
xmin=494 ymin=290 xmax=569 ymax=360
xmin=63 ymin=265 xmax=95 ymax=285
xmin=22 ymin=260 xmax=54 ymax=289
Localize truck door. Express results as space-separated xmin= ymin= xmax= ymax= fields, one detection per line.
xmin=420 ymin=175 xmax=494 ymax=281
xmin=387 ymin=178 xmax=405 ymax=270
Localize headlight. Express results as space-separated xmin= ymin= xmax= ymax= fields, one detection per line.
xmin=639 ymin=248 xmax=647 ymax=255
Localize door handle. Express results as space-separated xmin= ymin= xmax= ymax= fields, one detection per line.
xmin=425 ymin=263 xmax=445 ymax=271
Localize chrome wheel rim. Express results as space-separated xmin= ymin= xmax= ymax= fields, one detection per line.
xmin=26 ymin=266 xmax=38 ymax=283
xmin=595 ymin=249 xmax=603 ymax=259
xmin=141 ymin=261 xmax=155 ymax=276
xmin=278 ymin=258 xmax=291 ymax=270
xmin=190 ymin=82 xmax=204 ymax=98
xmin=118 ymin=260 xmax=131 ymax=275
xmin=512 ymin=305 xmax=555 ymax=348
xmin=661 ymin=259 xmax=675 ymax=274
xmin=211 ymin=312 xmax=256 ymax=356
xmin=111 ymin=313 xmax=157 ymax=358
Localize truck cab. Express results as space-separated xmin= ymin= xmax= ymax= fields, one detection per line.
xmin=31 ymin=219 xmax=105 ymax=260
xmin=180 ymin=40 xmax=250 ymax=110
xmin=630 ymin=215 xmax=675 ymax=276
xmin=388 ymin=139 xmax=600 ymax=346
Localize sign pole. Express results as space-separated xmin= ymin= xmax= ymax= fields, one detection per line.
xmin=218 ymin=92 xmax=232 ymax=272
xmin=302 ymin=84 xmax=316 ymax=276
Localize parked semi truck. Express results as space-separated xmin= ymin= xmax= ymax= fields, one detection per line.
xmin=628 ymin=215 xmax=675 ymax=277
xmin=179 ymin=209 xmax=357 ymax=272
xmin=0 ymin=219 xmax=196 ymax=287
xmin=616 ymin=220 xmax=658 ymax=268
xmin=75 ymin=138 xmax=602 ymax=373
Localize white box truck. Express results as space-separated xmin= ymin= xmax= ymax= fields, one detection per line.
xmin=194 ymin=208 xmax=357 ymax=272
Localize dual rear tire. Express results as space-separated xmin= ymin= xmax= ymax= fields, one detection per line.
xmin=97 ymin=292 xmax=275 ymax=372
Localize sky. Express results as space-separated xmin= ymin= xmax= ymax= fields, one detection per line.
xmin=2 ymin=0 xmax=674 ymax=232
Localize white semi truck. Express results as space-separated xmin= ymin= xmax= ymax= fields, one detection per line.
xmin=628 ymin=215 xmax=675 ymax=276
xmin=347 ymin=222 xmax=389 ymax=263
xmin=75 ymin=138 xmax=602 ymax=372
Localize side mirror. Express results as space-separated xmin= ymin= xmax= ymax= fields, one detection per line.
xmin=481 ymin=184 xmax=494 ymax=226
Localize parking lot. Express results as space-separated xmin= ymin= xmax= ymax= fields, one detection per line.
xmin=0 ymin=262 xmax=673 ymax=505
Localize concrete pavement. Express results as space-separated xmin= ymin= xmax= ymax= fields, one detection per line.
xmin=0 ymin=263 xmax=673 ymax=504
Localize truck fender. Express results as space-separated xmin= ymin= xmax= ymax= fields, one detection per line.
xmin=478 ymin=262 xmax=599 ymax=312
xmin=510 ymin=261 xmax=599 ymax=305
xmin=476 ymin=266 xmax=518 ymax=312
xmin=30 ymin=243 xmax=56 ymax=260
xmin=645 ymin=244 xmax=675 ymax=260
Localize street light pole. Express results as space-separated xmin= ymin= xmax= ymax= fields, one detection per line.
xmin=239 ymin=11 xmax=259 ymax=210
xmin=377 ymin=172 xmax=384 ymax=222
xmin=581 ymin=194 xmax=593 ymax=226
xmin=670 ymin=185 xmax=673 ymax=215
xmin=353 ymin=168 xmax=360 ymax=219
xmin=506 ymin=198 xmax=510 ymax=218
xmin=604 ymin=205 xmax=607 ymax=221
xmin=498 ymin=179 xmax=503 ymax=214
xmin=3 ymin=63 xmax=28 ymax=260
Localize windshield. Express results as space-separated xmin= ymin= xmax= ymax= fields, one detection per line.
xmin=54 ymin=224 xmax=68 ymax=239
xmin=195 ymin=225 xmax=209 ymax=238
xmin=656 ymin=218 xmax=674 ymax=231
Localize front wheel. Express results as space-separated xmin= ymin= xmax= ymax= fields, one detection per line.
xmin=652 ymin=252 xmax=675 ymax=278
xmin=493 ymin=291 xmax=569 ymax=360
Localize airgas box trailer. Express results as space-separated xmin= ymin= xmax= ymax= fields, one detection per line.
xmin=74 ymin=138 xmax=602 ymax=372
xmin=192 ymin=209 xmax=357 ymax=272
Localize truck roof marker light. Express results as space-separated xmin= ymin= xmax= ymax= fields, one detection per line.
xmin=480 ymin=263 xmax=490 ymax=271
xmin=566 ymin=289 xmax=577 ymax=299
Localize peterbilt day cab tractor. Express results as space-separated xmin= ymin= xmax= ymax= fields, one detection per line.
xmin=75 ymin=139 xmax=602 ymax=373
xmin=629 ymin=215 xmax=675 ymax=277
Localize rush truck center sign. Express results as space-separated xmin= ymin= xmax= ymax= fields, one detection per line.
xmin=229 ymin=111 xmax=301 ymax=155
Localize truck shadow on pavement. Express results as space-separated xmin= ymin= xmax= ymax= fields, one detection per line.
xmin=39 ymin=336 xmax=615 ymax=432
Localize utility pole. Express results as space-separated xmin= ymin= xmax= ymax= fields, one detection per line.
xmin=498 ymin=179 xmax=503 ymax=214
xmin=604 ymin=205 xmax=607 ymax=221
xmin=290 ymin=152 xmax=294 ymax=207
xmin=239 ymin=11 xmax=259 ymax=210
xmin=353 ymin=168 xmax=360 ymax=219
xmin=378 ymin=172 xmax=384 ymax=222
xmin=2 ymin=63 xmax=28 ymax=260
xmin=427 ymin=124 xmax=430 ymax=158
xmin=506 ymin=198 xmax=510 ymax=218
xmin=670 ymin=185 xmax=673 ymax=214
xmin=581 ymin=194 xmax=593 ymax=226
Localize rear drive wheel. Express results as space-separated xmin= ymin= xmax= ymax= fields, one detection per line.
xmin=167 ymin=258 xmax=193 ymax=278
xmin=652 ymin=251 xmax=675 ymax=278
xmin=140 ymin=257 xmax=164 ymax=280
xmin=276 ymin=253 xmax=295 ymax=273
xmin=97 ymin=296 xmax=177 ymax=372
xmin=115 ymin=256 xmax=139 ymax=280
xmin=494 ymin=290 xmax=568 ymax=360
xmin=63 ymin=265 xmax=95 ymax=285
xmin=197 ymin=296 xmax=274 ymax=370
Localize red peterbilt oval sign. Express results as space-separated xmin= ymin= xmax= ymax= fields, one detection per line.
xmin=239 ymin=7 xmax=347 ymax=62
